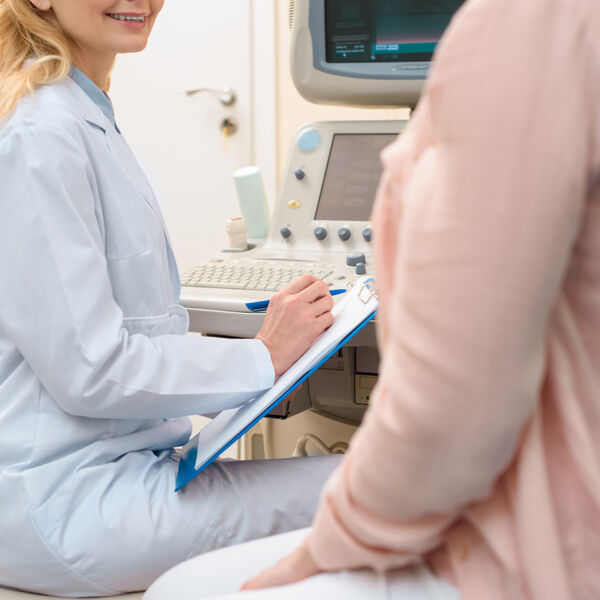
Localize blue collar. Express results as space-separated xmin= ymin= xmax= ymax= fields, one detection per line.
xmin=69 ymin=66 xmax=120 ymax=133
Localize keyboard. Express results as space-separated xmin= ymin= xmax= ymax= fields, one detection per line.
xmin=180 ymin=259 xmax=338 ymax=292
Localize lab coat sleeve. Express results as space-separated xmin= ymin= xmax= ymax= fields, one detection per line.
xmin=307 ymin=0 xmax=593 ymax=571
xmin=0 ymin=121 xmax=274 ymax=420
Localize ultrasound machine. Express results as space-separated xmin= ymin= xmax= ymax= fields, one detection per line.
xmin=180 ymin=0 xmax=464 ymax=428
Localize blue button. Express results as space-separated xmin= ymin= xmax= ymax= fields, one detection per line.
xmin=297 ymin=129 xmax=321 ymax=152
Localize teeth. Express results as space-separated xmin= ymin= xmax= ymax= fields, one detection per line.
xmin=107 ymin=13 xmax=145 ymax=22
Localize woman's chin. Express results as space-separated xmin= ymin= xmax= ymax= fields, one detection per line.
xmin=116 ymin=38 xmax=150 ymax=55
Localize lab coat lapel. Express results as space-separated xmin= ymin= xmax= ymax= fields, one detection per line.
xmin=62 ymin=76 xmax=183 ymax=299
xmin=63 ymin=77 xmax=163 ymax=224
xmin=104 ymin=130 xmax=183 ymax=296
xmin=62 ymin=76 xmax=110 ymax=133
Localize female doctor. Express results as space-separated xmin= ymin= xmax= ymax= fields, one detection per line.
xmin=0 ymin=0 xmax=340 ymax=596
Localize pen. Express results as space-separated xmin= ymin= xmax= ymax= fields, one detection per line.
xmin=245 ymin=288 xmax=346 ymax=313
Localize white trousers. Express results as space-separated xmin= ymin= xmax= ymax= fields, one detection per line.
xmin=144 ymin=528 xmax=461 ymax=600
xmin=1 ymin=454 xmax=341 ymax=597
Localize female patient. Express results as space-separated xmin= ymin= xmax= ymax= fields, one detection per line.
xmin=0 ymin=0 xmax=339 ymax=596
xmin=145 ymin=0 xmax=600 ymax=598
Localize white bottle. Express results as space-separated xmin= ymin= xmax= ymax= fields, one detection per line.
xmin=232 ymin=166 xmax=271 ymax=240
xmin=226 ymin=217 xmax=248 ymax=250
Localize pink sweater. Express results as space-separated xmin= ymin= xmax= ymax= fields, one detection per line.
xmin=307 ymin=1 xmax=600 ymax=598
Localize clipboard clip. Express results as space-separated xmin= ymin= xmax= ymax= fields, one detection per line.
xmin=358 ymin=278 xmax=378 ymax=305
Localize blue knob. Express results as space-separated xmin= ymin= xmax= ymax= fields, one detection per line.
xmin=362 ymin=227 xmax=373 ymax=242
xmin=297 ymin=129 xmax=321 ymax=152
xmin=355 ymin=263 xmax=366 ymax=275
xmin=338 ymin=227 xmax=352 ymax=242
xmin=294 ymin=168 xmax=306 ymax=180
xmin=280 ymin=227 xmax=292 ymax=239
xmin=346 ymin=252 xmax=366 ymax=267
xmin=314 ymin=227 xmax=328 ymax=241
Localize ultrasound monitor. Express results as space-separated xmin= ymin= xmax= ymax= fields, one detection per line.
xmin=290 ymin=0 xmax=465 ymax=108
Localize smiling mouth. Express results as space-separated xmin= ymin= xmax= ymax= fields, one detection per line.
xmin=106 ymin=13 xmax=146 ymax=22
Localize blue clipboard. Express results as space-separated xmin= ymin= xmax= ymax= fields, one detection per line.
xmin=175 ymin=305 xmax=377 ymax=492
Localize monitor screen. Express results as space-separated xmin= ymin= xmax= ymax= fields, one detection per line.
xmin=314 ymin=134 xmax=398 ymax=222
xmin=326 ymin=0 xmax=465 ymax=64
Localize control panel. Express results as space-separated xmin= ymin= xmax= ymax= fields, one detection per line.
xmin=264 ymin=121 xmax=404 ymax=258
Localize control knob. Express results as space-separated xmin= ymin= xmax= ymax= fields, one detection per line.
xmin=280 ymin=227 xmax=292 ymax=239
xmin=362 ymin=227 xmax=373 ymax=242
xmin=314 ymin=226 xmax=328 ymax=241
xmin=355 ymin=263 xmax=367 ymax=275
xmin=294 ymin=168 xmax=306 ymax=180
xmin=338 ymin=226 xmax=352 ymax=242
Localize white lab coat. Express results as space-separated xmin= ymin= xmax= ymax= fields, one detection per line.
xmin=0 ymin=73 xmax=338 ymax=597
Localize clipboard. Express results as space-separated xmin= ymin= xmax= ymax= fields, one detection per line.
xmin=175 ymin=277 xmax=378 ymax=491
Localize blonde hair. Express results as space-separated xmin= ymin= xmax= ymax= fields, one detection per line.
xmin=0 ymin=0 xmax=72 ymax=119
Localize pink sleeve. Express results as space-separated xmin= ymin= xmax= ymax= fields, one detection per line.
xmin=308 ymin=0 xmax=594 ymax=572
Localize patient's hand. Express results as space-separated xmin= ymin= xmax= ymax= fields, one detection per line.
xmin=256 ymin=274 xmax=334 ymax=378
xmin=240 ymin=538 xmax=321 ymax=591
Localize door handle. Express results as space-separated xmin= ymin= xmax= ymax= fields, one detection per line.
xmin=185 ymin=87 xmax=237 ymax=106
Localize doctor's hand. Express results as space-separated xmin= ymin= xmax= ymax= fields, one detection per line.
xmin=256 ymin=274 xmax=334 ymax=378
xmin=241 ymin=538 xmax=322 ymax=591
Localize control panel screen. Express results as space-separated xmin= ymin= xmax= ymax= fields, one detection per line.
xmin=314 ymin=133 xmax=397 ymax=222
xmin=325 ymin=0 xmax=465 ymax=63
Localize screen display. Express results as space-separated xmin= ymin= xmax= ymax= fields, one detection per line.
xmin=326 ymin=0 xmax=465 ymax=63
xmin=314 ymin=134 xmax=397 ymax=222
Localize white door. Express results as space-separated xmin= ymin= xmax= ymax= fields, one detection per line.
xmin=109 ymin=0 xmax=276 ymax=272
